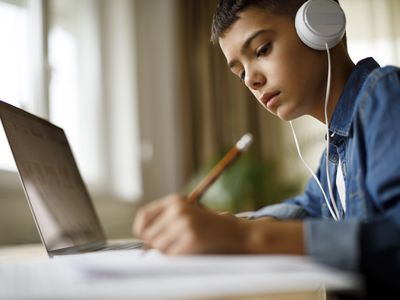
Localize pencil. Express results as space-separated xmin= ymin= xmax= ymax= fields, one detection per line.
xmin=139 ymin=133 xmax=253 ymax=254
xmin=187 ymin=133 xmax=253 ymax=203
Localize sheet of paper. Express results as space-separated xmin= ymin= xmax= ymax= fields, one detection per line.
xmin=0 ymin=249 xmax=362 ymax=299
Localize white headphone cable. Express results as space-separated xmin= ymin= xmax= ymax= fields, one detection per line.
xmin=324 ymin=42 xmax=340 ymax=220
xmin=289 ymin=121 xmax=338 ymax=221
xmin=287 ymin=42 xmax=340 ymax=221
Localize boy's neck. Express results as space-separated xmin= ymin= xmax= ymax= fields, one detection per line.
xmin=312 ymin=44 xmax=355 ymax=124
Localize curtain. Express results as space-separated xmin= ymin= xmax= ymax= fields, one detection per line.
xmin=176 ymin=0 xmax=284 ymax=183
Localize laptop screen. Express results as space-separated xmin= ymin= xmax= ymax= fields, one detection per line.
xmin=0 ymin=101 xmax=105 ymax=252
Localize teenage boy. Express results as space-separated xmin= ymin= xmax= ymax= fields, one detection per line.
xmin=133 ymin=0 xmax=400 ymax=290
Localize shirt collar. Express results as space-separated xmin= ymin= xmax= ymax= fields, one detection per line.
xmin=329 ymin=57 xmax=380 ymax=137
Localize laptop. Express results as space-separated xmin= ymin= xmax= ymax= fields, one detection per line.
xmin=0 ymin=100 xmax=143 ymax=257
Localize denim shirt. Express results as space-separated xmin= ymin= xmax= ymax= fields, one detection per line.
xmin=252 ymin=58 xmax=400 ymax=274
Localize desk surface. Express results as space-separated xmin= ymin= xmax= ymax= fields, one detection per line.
xmin=0 ymin=244 xmax=363 ymax=300
xmin=0 ymin=244 xmax=47 ymax=261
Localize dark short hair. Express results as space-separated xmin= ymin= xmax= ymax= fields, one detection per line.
xmin=210 ymin=0 xmax=341 ymax=44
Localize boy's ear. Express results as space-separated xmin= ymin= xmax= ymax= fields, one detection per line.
xmin=295 ymin=0 xmax=346 ymax=51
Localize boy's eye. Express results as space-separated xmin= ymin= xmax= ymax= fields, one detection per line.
xmin=256 ymin=43 xmax=271 ymax=58
xmin=239 ymin=70 xmax=245 ymax=82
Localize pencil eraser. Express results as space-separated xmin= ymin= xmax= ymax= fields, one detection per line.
xmin=236 ymin=133 xmax=253 ymax=151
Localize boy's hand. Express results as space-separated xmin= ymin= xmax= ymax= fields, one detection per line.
xmin=133 ymin=194 xmax=304 ymax=255
xmin=132 ymin=194 xmax=249 ymax=255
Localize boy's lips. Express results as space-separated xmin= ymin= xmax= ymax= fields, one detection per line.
xmin=260 ymin=91 xmax=280 ymax=108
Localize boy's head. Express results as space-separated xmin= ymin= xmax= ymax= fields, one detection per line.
xmin=211 ymin=0 xmax=342 ymax=44
xmin=211 ymin=0 xmax=349 ymax=122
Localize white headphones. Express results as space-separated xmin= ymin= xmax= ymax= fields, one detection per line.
xmin=291 ymin=0 xmax=347 ymax=221
xmin=295 ymin=0 xmax=346 ymax=50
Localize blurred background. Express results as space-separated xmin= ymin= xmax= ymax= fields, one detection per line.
xmin=0 ymin=0 xmax=399 ymax=245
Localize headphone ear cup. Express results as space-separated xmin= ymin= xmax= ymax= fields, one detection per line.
xmin=295 ymin=0 xmax=346 ymax=50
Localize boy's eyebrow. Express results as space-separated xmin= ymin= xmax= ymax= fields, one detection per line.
xmin=228 ymin=29 xmax=272 ymax=69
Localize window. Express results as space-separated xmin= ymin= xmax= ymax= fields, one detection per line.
xmin=0 ymin=0 xmax=48 ymax=175
xmin=0 ymin=0 xmax=30 ymax=171
xmin=0 ymin=0 xmax=142 ymax=202
xmin=48 ymin=1 xmax=104 ymax=187
xmin=48 ymin=0 xmax=142 ymax=201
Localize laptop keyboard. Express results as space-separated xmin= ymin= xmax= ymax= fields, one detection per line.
xmin=98 ymin=240 xmax=144 ymax=251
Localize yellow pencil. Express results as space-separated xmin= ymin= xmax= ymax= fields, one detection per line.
xmin=187 ymin=133 xmax=253 ymax=203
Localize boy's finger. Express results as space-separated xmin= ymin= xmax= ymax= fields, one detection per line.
xmin=133 ymin=194 xmax=183 ymax=237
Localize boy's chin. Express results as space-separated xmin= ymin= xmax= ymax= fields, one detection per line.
xmin=275 ymin=108 xmax=297 ymax=122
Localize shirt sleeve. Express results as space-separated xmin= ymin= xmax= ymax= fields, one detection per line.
xmin=304 ymin=219 xmax=361 ymax=271
xmin=251 ymin=160 xmax=363 ymax=271
xmin=251 ymin=159 xmax=327 ymax=220
xmin=251 ymin=156 xmax=363 ymax=270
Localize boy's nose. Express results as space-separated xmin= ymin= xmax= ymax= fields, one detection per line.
xmin=245 ymin=72 xmax=266 ymax=90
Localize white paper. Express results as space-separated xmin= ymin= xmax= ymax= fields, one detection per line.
xmin=0 ymin=249 xmax=362 ymax=300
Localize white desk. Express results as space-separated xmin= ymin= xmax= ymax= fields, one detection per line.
xmin=0 ymin=244 xmax=363 ymax=300
xmin=0 ymin=244 xmax=47 ymax=261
